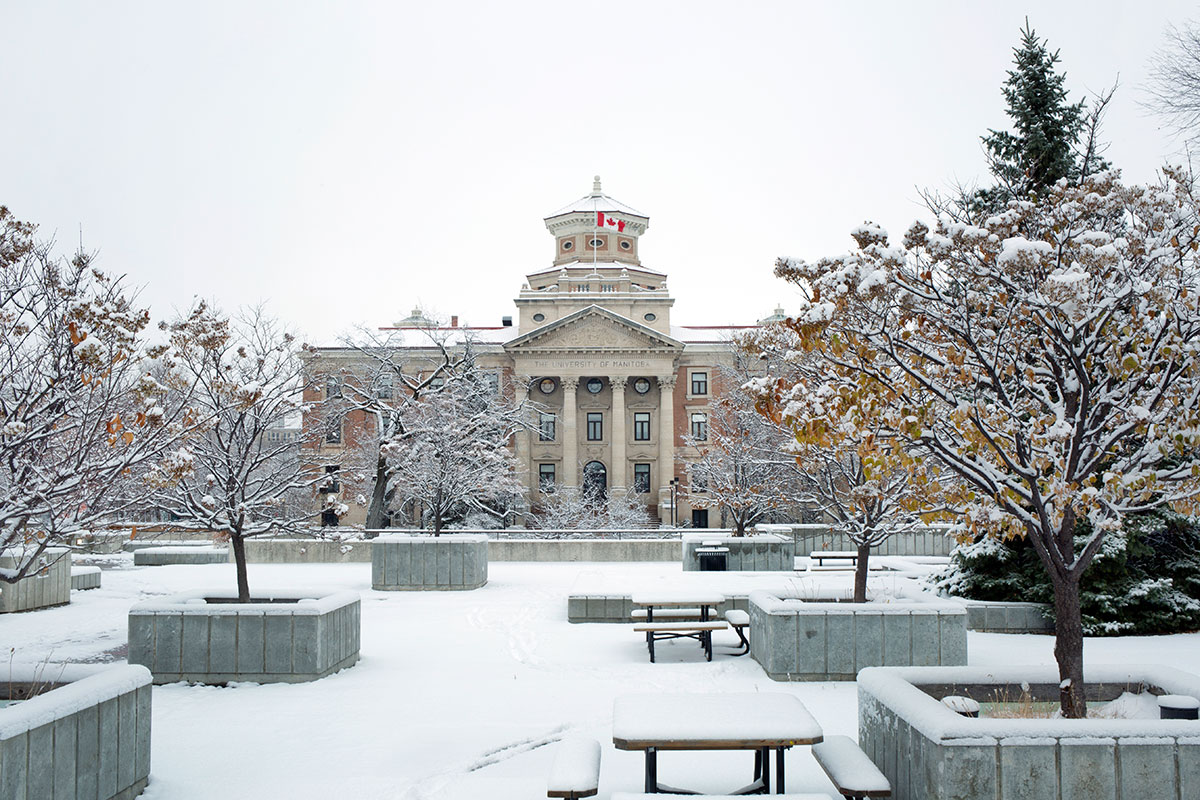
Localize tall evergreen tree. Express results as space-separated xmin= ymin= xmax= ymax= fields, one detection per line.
xmin=973 ymin=21 xmax=1099 ymax=213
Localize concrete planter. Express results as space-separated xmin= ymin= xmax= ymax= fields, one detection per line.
xmin=759 ymin=524 xmax=955 ymax=557
xmin=858 ymin=665 xmax=1200 ymax=800
xmin=681 ymin=533 xmax=795 ymax=571
xmin=128 ymin=589 xmax=360 ymax=684
xmin=132 ymin=546 xmax=228 ymax=566
xmin=0 ymin=664 xmax=152 ymax=800
xmin=71 ymin=567 xmax=102 ymax=591
xmin=0 ymin=548 xmax=70 ymax=613
xmin=371 ymin=533 xmax=487 ymax=591
xmin=748 ymin=590 xmax=967 ymax=681
xmin=960 ymin=600 xmax=1054 ymax=633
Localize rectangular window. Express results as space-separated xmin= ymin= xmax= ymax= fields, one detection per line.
xmin=587 ymin=412 xmax=603 ymax=441
xmin=538 ymin=463 xmax=556 ymax=490
xmin=326 ymin=376 xmax=342 ymax=398
xmin=539 ymin=412 xmax=556 ymax=442
xmin=428 ymin=375 xmax=445 ymax=391
xmin=692 ymin=474 xmax=708 ymax=494
xmin=633 ymin=463 xmax=651 ymax=493
xmin=690 ymin=371 xmax=708 ymax=396
xmin=376 ymin=372 xmax=394 ymax=399
xmin=325 ymin=418 xmax=343 ymax=444
xmin=633 ymin=412 xmax=651 ymax=441
xmin=690 ymin=412 xmax=708 ymax=441
xmin=484 ymin=373 xmax=500 ymax=394
xmin=323 ymin=465 xmax=341 ymax=492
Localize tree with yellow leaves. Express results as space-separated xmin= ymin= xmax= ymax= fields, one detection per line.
xmin=772 ymin=168 xmax=1200 ymax=717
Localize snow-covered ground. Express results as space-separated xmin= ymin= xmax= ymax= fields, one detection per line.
xmin=5 ymin=558 xmax=1200 ymax=800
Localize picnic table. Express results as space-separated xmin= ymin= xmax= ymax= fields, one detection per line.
xmin=612 ymin=693 xmax=824 ymax=795
xmin=631 ymin=592 xmax=727 ymax=662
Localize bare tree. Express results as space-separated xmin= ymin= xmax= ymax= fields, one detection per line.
xmin=532 ymin=484 xmax=653 ymax=534
xmin=683 ymin=345 xmax=795 ymax=536
xmin=1146 ymin=19 xmax=1200 ymax=152
xmin=150 ymin=303 xmax=321 ymax=602
xmin=0 ymin=207 xmax=197 ymax=583
xmin=381 ymin=364 xmax=528 ymax=533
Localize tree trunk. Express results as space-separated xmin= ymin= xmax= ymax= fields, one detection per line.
xmin=1051 ymin=571 xmax=1087 ymax=718
xmin=432 ymin=508 xmax=443 ymax=535
xmin=365 ymin=455 xmax=390 ymax=530
xmin=231 ymin=532 xmax=251 ymax=603
xmin=853 ymin=542 xmax=871 ymax=603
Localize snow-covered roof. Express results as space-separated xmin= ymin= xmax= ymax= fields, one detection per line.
xmin=670 ymin=324 xmax=761 ymax=343
xmin=525 ymin=260 xmax=666 ymax=279
xmin=546 ymin=176 xmax=646 ymax=219
xmin=369 ymin=326 xmax=519 ymax=347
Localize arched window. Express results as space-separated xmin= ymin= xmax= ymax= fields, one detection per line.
xmin=583 ymin=461 xmax=607 ymax=501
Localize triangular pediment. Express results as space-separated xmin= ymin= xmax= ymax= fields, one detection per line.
xmin=504 ymin=306 xmax=683 ymax=354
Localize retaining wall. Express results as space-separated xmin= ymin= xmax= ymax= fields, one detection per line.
xmin=749 ymin=590 xmax=968 ymax=681
xmin=0 ymin=548 xmax=70 ymax=613
xmin=761 ymin=524 xmax=954 ymax=557
xmin=128 ymin=589 xmax=360 ymax=684
xmin=858 ymin=664 xmax=1200 ymax=800
xmin=491 ymin=538 xmax=680 ymax=562
xmin=961 ymin=600 xmax=1054 ymax=633
xmin=132 ymin=547 xmax=229 ymax=566
xmin=0 ymin=664 xmax=152 ymax=800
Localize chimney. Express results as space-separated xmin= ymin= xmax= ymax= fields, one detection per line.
xmin=450 ymin=315 xmax=458 ymax=327
xmin=502 ymin=316 xmax=513 ymax=327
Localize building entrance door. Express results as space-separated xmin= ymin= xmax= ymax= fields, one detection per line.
xmin=583 ymin=461 xmax=607 ymax=501
xmin=691 ymin=508 xmax=709 ymax=529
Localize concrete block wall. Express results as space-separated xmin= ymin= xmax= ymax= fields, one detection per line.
xmin=237 ymin=539 xmax=372 ymax=563
xmin=372 ymin=534 xmax=487 ymax=590
xmin=774 ymin=525 xmax=954 ymax=557
xmin=681 ymin=534 xmax=796 ymax=571
xmin=71 ymin=567 xmax=102 ymax=591
xmin=128 ymin=590 xmax=360 ymax=684
xmin=0 ymin=664 xmax=151 ymax=800
xmin=566 ymin=593 xmax=753 ymax=623
xmin=962 ymin=600 xmax=1054 ymax=633
xmin=748 ymin=591 xmax=967 ymax=680
xmin=857 ymin=664 xmax=1200 ymax=800
xmin=490 ymin=538 xmax=681 ymax=562
xmin=0 ymin=548 xmax=70 ymax=613
xmin=132 ymin=547 xmax=228 ymax=566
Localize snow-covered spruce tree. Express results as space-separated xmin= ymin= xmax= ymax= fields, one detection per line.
xmin=970 ymin=20 xmax=1108 ymax=215
xmin=312 ymin=324 xmax=476 ymax=530
xmin=381 ymin=364 xmax=528 ymax=534
xmin=683 ymin=343 xmax=796 ymax=537
xmin=774 ymin=169 xmax=1200 ymax=717
xmin=150 ymin=303 xmax=322 ymax=602
xmin=0 ymin=207 xmax=196 ymax=583
xmin=749 ymin=317 xmax=955 ymax=602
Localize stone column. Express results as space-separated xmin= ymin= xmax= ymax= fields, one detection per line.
xmin=657 ymin=375 xmax=677 ymax=521
xmin=610 ymin=376 xmax=628 ymax=492
xmin=562 ymin=377 xmax=579 ymax=488
xmin=514 ymin=376 xmax=533 ymax=510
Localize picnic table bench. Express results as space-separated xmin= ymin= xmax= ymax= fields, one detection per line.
xmin=725 ymin=609 xmax=750 ymax=656
xmin=613 ymin=693 xmax=823 ymax=795
xmin=810 ymin=736 xmax=890 ymax=799
xmin=631 ymin=593 xmax=726 ymax=663
xmin=547 ymin=736 xmax=602 ymax=799
xmin=809 ymin=551 xmax=859 ymax=569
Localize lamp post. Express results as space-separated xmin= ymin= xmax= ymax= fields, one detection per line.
xmin=669 ymin=477 xmax=679 ymax=528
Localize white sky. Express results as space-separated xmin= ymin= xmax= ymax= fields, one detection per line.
xmin=2 ymin=1 xmax=1195 ymax=344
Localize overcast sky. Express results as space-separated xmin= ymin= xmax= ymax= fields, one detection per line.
xmin=2 ymin=1 xmax=1196 ymax=344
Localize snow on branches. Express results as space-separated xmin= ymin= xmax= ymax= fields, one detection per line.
xmin=773 ymin=168 xmax=1200 ymax=715
xmin=0 ymin=208 xmax=197 ymax=582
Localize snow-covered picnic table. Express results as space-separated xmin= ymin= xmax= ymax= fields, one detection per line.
xmin=612 ymin=693 xmax=824 ymax=794
xmin=630 ymin=592 xmax=726 ymax=622
xmin=630 ymin=592 xmax=728 ymax=662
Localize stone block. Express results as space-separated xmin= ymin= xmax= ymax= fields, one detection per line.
xmin=567 ymin=596 xmax=586 ymax=622
xmin=77 ymin=703 xmax=99 ymax=800
xmin=909 ymin=612 xmax=940 ymax=667
xmin=264 ymin=614 xmax=294 ymax=672
xmin=824 ymin=611 xmax=856 ymax=677
xmin=236 ymin=612 xmax=266 ymax=674
xmin=999 ymin=739 xmax=1059 ymax=800
xmin=1118 ymin=738 xmax=1176 ymax=800
xmin=854 ymin=611 xmax=883 ymax=672
xmin=208 ymin=612 xmax=239 ymax=674
xmin=117 ymin=689 xmax=136 ymax=789
xmin=153 ymin=612 xmax=183 ymax=674
xmin=26 ymin=722 xmax=53 ymax=799
xmin=53 ymin=706 xmax=79 ymax=798
xmin=181 ymin=613 xmax=210 ymax=673
xmin=938 ymin=612 xmax=968 ymax=665
xmin=97 ymin=697 xmax=119 ymax=798
xmin=1061 ymin=739 xmax=1117 ymax=800
xmin=1181 ymin=740 xmax=1200 ymax=799
xmin=795 ymin=611 xmax=826 ymax=677
xmin=882 ymin=611 xmax=913 ymax=667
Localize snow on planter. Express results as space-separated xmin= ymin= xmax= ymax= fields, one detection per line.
xmin=681 ymin=532 xmax=795 ymax=571
xmin=371 ymin=533 xmax=487 ymax=591
xmin=0 ymin=664 xmax=152 ymax=800
xmin=0 ymin=547 xmax=70 ymax=613
xmin=748 ymin=590 xmax=967 ymax=680
xmin=127 ymin=589 xmax=360 ymax=684
xmin=857 ymin=664 xmax=1200 ymax=800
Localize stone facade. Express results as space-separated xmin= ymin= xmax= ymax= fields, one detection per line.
xmin=304 ymin=178 xmax=763 ymax=527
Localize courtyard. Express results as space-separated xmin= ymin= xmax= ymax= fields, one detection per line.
xmin=6 ymin=556 xmax=1198 ymax=800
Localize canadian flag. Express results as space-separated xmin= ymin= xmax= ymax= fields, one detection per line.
xmin=597 ymin=212 xmax=626 ymax=233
